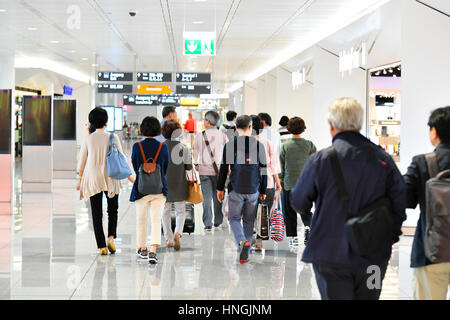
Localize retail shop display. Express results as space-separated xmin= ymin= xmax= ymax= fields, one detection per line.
xmin=0 ymin=89 xmax=12 ymax=153
xmin=23 ymin=96 xmax=51 ymax=146
xmin=53 ymin=100 xmax=76 ymax=140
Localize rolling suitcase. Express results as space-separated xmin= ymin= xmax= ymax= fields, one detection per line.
xmin=169 ymin=202 xmax=195 ymax=235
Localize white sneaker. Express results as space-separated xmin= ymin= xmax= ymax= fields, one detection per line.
xmin=289 ymin=237 xmax=299 ymax=247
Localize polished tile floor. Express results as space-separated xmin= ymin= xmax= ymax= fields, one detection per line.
xmin=0 ymin=156 xmax=425 ymax=300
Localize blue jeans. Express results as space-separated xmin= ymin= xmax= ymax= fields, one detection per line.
xmin=227 ymin=191 xmax=259 ymax=245
xmin=200 ymin=175 xmax=223 ymax=228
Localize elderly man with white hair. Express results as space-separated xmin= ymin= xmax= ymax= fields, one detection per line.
xmin=290 ymin=97 xmax=407 ymax=300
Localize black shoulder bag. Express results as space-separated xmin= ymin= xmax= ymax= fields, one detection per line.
xmin=328 ymin=147 xmax=394 ymax=257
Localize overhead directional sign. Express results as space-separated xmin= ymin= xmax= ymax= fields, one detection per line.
xmin=136 ymin=84 xmax=173 ymax=95
xmin=159 ymin=94 xmax=180 ymax=106
xmin=184 ymin=39 xmax=215 ymax=56
xmin=137 ymin=72 xmax=172 ymax=82
xmin=98 ymin=72 xmax=133 ymax=82
xmin=176 ymin=72 xmax=211 ymax=83
xmin=176 ymin=85 xmax=211 ymax=95
xmin=123 ymin=95 xmax=159 ymax=106
xmin=98 ymin=84 xmax=133 ymax=94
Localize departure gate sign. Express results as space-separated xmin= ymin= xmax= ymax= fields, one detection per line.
xmin=137 ymin=72 xmax=172 ymax=82
xmin=98 ymin=84 xmax=133 ymax=94
xmin=176 ymin=73 xmax=211 ymax=83
xmin=176 ymin=85 xmax=211 ymax=95
xmin=123 ymin=95 xmax=159 ymax=106
xmin=98 ymin=72 xmax=133 ymax=82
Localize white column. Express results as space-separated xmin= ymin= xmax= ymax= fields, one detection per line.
xmin=312 ymin=46 xmax=367 ymax=150
xmin=0 ymin=54 xmax=15 ymax=211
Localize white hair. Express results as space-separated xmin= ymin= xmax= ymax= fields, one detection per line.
xmin=327 ymin=97 xmax=364 ymax=131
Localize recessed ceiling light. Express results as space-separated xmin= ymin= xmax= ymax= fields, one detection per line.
xmin=27 ymin=27 xmax=38 ymax=31
xmin=81 ymin=58 xmax=88 ymax=61
xmin=91 ymin=64 xmax=99 ymax=67
xmin=50 ymin=40 xmax=60 ymax=44
xmin=0 ymin=9 xmax=6 ymax=13
xmin=193 ymin=21 xmax=204 ymax=24
xmin=69 ymin=50 xmax=76 ymax=53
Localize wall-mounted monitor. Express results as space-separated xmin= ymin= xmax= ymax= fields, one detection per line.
xmin=176 ymin=72 xmax=211 ymax=83
xmin=98 ymin=72 xmax=133 ymax=82
xmin=0 ymin=89 xmax=12 ymax=153
xmin=97 ymin=84 xmax=133 ymax=94
xmin=137 ymin=72 xmax=172 ymax=82
xmin=23 ymin=96 xmax=52 ymax=146
xmin=54 ymin=100 xmax=76 ymax=140
xmin=176 ymin=85 xmax=211 ymax=95
xmin=123 ymin=95 xmax=159 ymax=106
xmin=114 ymin=107 xmax=123 ymax=131
xmin=100 ymin=106 xmax=115 ymax=132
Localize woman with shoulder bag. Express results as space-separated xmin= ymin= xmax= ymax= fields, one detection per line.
xmin=161 ymin=120 xmax=193 ymax=251
xmin=130 ymin=116 xmax=169 ymax=265
xmin=77 ymin=107 xmax=134 ymax=256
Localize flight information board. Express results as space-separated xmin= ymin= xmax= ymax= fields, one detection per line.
xmin=98 ymin=84 xmax=133 ymax=94
xmin=123 ymin=95 xmax=160 ymax=106
xmin=98 ymin=72 xmax=133 ymax=82
xmin=137 ymin=72 xmax=172 ymax=82
xmin=176 ymin=85 xmax=211 ymax=94
xmin=176 ymin=72 xmax=211 ymax=83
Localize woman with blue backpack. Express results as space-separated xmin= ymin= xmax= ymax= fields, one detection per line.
xmin=130 ymin=116 xmax=169 ymax=265
xmin=77 ymin=107 xmax=134 ymax=256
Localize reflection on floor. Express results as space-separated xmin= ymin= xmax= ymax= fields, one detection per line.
xmin=0 ymin=157 xmax=421 ymax=300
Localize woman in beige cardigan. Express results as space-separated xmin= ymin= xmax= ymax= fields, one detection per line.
xmin=77 ymin=107 xmax=134 ymax=255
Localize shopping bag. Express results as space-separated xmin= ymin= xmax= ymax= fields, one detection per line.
xmin=186 ymin=169 xmax=203 ymax=204
xmin=270 ymin=192 xmax=285 ymax=242
xmin=256 ymin=201 xmax=270 ymax=240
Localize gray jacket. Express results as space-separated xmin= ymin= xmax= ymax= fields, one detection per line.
xmin=165 ymin=140 xmax=193 ymax=202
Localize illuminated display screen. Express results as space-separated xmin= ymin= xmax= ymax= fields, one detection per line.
xmin=23 ymin=96 xmax=52 ymax=146
xmin=101 ymin=106 xmax=115 ymax=132
xmin=114 ymin=108 xmax=123 ymax=131
xmin=123 ymin=95 xmax=159 ymax=105
xmin=54 ymin=100 xmax=76 ymax=140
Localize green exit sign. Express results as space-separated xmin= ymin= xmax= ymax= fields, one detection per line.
xmin=184 ymin=39 xmax=215 ymax=56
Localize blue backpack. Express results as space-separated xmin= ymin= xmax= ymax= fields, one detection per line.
xmin=106 ymin=133 xmax=131 ymax=180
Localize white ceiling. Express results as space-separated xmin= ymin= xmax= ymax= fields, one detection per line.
xmin=0 ymin=0 xmax=397 ymax=92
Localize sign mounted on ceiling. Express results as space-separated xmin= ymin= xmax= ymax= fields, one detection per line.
xmin=136 ymin=84 xmax=173 ymax=95
xmin=98 ymin=72 xmax=133 ymax=82
xmin=183 ymin=32 xmax=216 ymax=56
xmin=176 ymin=73 xmax=211 ymax=83
xmin=339 ymin=42 xmax=367 ymax=76
xmin=98 ymin=84 xmax=133 ymax=94
xmin=123 ymin=95 xmax=159 ymax=106
xmin=176 ymin=85 xmax=211 ymax=95
xmin=137 ymin=72 xmax=172 ymax=82
xmin=292 ymin=68 xmax=306 ymax=90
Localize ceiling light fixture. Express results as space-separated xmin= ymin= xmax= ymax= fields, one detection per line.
xmin=383 ymin=69 xmax=387 ymax=75
xmin=193 ymin=21 xmax=204 ymax=25
xmin=388 ymin=68 xmax=393 ymax=73
xmin=27 ymin=27 xmax=38 ymax=31
xmin=50 ymin=40 xmax=60 ymax=44
xmin=81 ymin=58 xmax=88 ymax=61
xmin=0 ymin=9 xmax=6 ymax=13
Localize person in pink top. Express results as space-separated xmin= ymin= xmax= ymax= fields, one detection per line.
xmin=251 ymin=115 xmax=282 ymax=251
xmin=193 ymin=111 xmax=229 ymax=230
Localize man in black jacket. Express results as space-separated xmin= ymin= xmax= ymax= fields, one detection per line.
xmin=290 ymin=97 xmax=406 ymax=300
xmin=403 ymin=106 xmax=450 ymax=300
xmin=217 ymin=115 xmax=267 ymax=264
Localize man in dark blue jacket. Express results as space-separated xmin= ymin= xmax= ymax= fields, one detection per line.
xmin=290 ymin=97 xmax=406 ymax=300
xmin=217 ymin=115 xmax=267 ymax=264
xmin=403 ymin=106 xmax=450 ymax=300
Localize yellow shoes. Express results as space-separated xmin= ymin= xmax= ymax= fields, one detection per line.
xmin=107 ymin=240 xmax=116 ymax=254
xmin=99 ymin=248 xmax=108 ymax=255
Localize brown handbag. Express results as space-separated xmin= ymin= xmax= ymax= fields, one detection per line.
xmin=138 ymin=141 xmax=163 ymax=174
xmin=186 ymin=169 xmax=204 ymax=204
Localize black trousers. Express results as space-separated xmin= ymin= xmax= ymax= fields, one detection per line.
xmin=89 ymin=191 xmax=119 ymax=249
xmin=283 ymin=189 xmax=312 ymax=237
xmin=313 ymin=262 xmax=388 ymax=300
